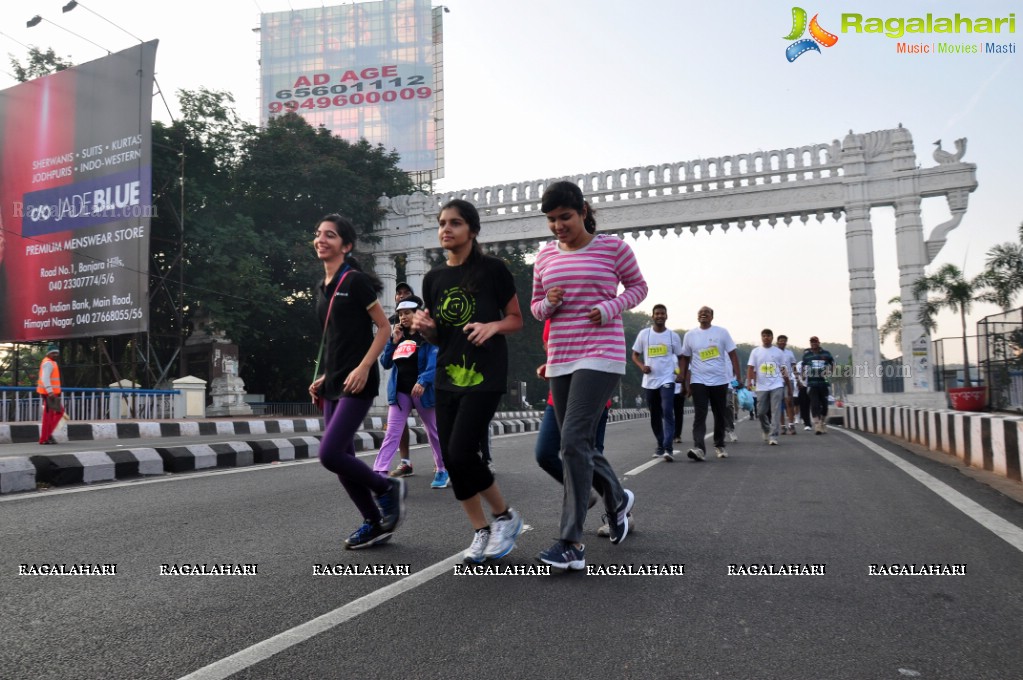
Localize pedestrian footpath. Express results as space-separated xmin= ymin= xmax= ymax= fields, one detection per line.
xmin=0 ymin=409 xmax=647 ymax=494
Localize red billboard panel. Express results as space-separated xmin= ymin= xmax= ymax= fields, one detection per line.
xmin=0 ymin=41 xmax=157 ymax=342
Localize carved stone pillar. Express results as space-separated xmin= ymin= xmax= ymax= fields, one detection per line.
xmin=405 ymin=248 xmax=428 ymax=304
xmin=841 ymin=132 xmax=881 ymax=396
xmin=374 ymin=252 xmax=397 ymax=315
xmin=894 ymin=196 xmax=934 ymax=391
xmin=845 ymin=202 xmax=882 ymax=395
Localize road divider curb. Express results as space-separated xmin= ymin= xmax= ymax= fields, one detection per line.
xmin=0 ymin=410 xmax=648 ymax=494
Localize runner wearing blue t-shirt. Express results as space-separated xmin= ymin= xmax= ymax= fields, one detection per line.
xmin=802 ymin=336 xmax=835 ymax=434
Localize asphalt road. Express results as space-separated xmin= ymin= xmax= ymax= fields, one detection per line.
xmin=2 ymin=417 xmax=1022 ymax=680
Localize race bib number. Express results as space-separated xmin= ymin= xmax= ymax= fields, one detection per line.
xmin=393 ymin=340 xmax=418 ymax=360
xmin=647 ymin=344 xmax=668 ymax=358
xmin=759 ymin=363 xmax=777 ymax=376
xmin=698 ymin=346 xmax=720 ymax=361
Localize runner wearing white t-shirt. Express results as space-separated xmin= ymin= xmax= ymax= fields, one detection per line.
xmin=746 ymin=329 xmax=791 ymax=445
xmin=631 ymin=305 xmax=684 ymax=461
xmin=679 ymin=306 xmax=743 ymax=461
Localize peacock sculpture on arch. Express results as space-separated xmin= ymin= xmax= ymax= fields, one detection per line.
xmin=932 ymin=138 xmax=967 ymax=165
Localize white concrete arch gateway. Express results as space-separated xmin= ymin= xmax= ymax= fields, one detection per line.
xmin=373 ymin=126 xmax=977 ymax=401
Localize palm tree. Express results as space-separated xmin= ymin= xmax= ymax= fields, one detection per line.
xmin=983 ymin=221 xmax=1023 ymax=311
xmin=913 ymin=264 xmax=990 ymax=386
xmin=879 ymin=296 xmax=903 ymax=347
xmin=878 ymin=296 xmax=938 ymax=351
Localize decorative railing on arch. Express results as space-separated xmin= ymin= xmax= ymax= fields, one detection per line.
xmin=434 ymin=142 xmax=843 ymax=217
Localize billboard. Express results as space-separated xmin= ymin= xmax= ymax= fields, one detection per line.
xmin=260 ymin=0 xmax=441 ymax=174
xmin=0 ymin=41 xmax=157 ymax=343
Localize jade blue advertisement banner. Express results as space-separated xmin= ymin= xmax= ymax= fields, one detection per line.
xmin=0 ymin=41 xmax=157 ymax=342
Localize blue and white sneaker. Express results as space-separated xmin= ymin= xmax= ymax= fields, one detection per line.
xmin=605 ymin=489 xmax=635 ymax=545
xmin=377 ymin=478 xmax=407 ymax=533
xmin=430 ymin=470 xmax=450 ymax=489
xmin=483 ymin=508 xmax=523 ymax=559
xmin=538 ymin=540 xmax=585 ymax=572
xmin=464 ymin=528 xmax=490 ymax=563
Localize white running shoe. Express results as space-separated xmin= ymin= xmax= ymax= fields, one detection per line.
xmin=715 ymin=447 xmax=728 ymax=459
xmin=727 ymin=431 xmax=738 ymax=443
xmin=464 ymin=529 xmax=490 ymax=563
xmin=769 ymin=439 xmax=779 ymax=446
xmin=598 ymin=512 xmax=635 ymax=537
xmin=484 ymin=508 xmax=523 ymax=559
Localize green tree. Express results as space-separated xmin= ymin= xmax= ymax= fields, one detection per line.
xmin=879 ymin=296 xmax=903 ymax=347
xmin=983 ymin=221 xmax=1023 ymax=311
xmin=9 ymin=47 xmax=72 ymax=82
xmin=0 ymin=344 xmax=45 ymax=387
xmin=913 ymin=264 xmax=991 ymax=385
xmin=230 ymin=113 xmax=415 ymax=399
xmin=147 ymin=100 xmax=414 ymax=399
xmin=879 ymin=296 xmax=937 ymax=352
xmin=147 ymin=89 xmax=266 ymax=385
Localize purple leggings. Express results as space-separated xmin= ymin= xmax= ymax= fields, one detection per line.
xmin=320 ymin=397 xmax=391 ymax=522
xmin=373 ymin=392 xmax=444 ymax=474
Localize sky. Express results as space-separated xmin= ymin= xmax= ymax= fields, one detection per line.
xmin=2 ymin=0 xmax=1020 ymax=361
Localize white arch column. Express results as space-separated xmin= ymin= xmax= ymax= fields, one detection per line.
xmin=845 ymin=203 xmax=882 ymax=395
xmin=374 ymin=252 xmax=398 ymax=315
xmin=404 ymin=248 xmax=428 ymax=303
xmin=894 ymin=196 xmax=933 ymax=391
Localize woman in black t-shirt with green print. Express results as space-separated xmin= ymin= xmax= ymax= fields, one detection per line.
xmin=411 ymin=199 xmax=525 ymax=564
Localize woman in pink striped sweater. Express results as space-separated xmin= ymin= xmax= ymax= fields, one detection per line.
xmin=530 ymin=180 xmax=648 ymax=572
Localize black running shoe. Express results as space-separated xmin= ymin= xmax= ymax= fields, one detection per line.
xmin=605 ymin=489 xmax=635 ymax=545
xmin=377 ymin=478 xmax=407 ymax=533
xmin=344 ymin=520 xmax=392 ymax=550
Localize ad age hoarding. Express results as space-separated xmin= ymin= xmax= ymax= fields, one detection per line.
xmin=260 ymin=0 xmax=437 ymax=173
xmin=0 ymin=41 xmax=157 ymax=343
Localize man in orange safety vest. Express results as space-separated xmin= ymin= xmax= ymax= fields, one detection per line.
xmin=37 ymin=345 xmax=63 ymax=445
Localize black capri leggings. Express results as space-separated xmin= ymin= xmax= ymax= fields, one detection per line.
xmin=434 ymin=390 xmax=501 ymax=501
